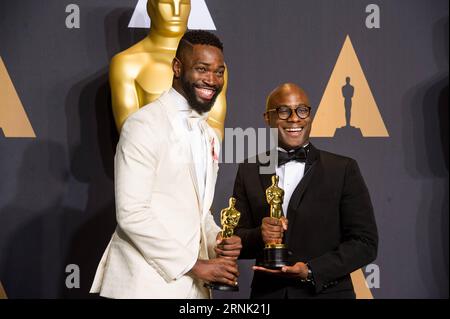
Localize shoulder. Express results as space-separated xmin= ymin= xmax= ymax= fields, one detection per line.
xmin=239 ymin=154 xmax=262 ymax=167
xmin=319 ymin=149 xmax=353 ymax=163
xmin=316 ymin=148 xmax=359 ymax=171
xmin=110 ymin=53 xmax=139 ymax=79
xmin=110 ymin=43 xmax=153 ymax=77
xmin=120 ymin=97 xmax=168 ymax=143
xmin=236 ymin=151 xmax=272 ymax=175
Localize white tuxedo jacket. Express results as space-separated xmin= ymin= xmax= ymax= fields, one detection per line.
xmin=90 ymin=92 xmax=221 ymax=299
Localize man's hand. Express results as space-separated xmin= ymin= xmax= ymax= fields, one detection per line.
xmin=214 ymin=233 xmax=242 ymax=260
xmin=189 ymin=259 xmax=239 ymax=286
xmin=253 ymin=262 xmax=308 ymax=279
xmin=261 ymin=216 xmax=288 ymax=245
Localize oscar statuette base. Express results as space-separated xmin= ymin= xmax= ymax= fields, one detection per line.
xmin=262 ymin=244 xmax=290 ymax=269
xmin=204 ymin=282 xmax=239 ymax=292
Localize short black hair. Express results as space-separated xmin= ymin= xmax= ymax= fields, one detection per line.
xmin=175 ymin=30 xmax=224 ymax=59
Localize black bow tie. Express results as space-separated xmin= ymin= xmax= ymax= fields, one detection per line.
xmin=278 ymin=147 xmax=308 ymax=167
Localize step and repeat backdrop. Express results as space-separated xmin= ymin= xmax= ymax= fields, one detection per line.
xmin=0 ymin=0 xmax=448 ymax=298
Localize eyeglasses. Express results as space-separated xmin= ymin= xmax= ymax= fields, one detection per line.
xmin=266 ymin=105 xmax=311 ymax=120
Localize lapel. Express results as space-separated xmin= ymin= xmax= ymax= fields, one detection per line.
xmin=285 ymin=143 xmax=321 ymax=242
xmin=201 ymin=123 xmax=220 ymax=218
xmin=257 ymin=151 xmax=276 ymax=211
xmin=159 ymin=92 xmax=202 ymax=213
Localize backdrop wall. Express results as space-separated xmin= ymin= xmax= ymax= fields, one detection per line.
xmin=0 ymin=0 xmax=448 ymax=298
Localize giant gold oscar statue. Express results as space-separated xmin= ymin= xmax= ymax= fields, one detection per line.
xmin=110 ymin=0 xmax=227 ymax=139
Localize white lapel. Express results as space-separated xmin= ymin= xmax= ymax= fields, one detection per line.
xmin=201 ymin=123 xmax=220 ymax=218
xmin=158 ymin=92 xmax=202 ymax=212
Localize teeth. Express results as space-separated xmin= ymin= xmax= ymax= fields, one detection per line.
xmin=196 ymin=87 xmax=215 ymax=99
xmin=285 ymin=128 xmax=303 ymax=132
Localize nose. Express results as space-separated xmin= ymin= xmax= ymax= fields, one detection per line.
xmin=203 ymin=72 xmax=219 ymax=87
xmin=172 ymin=0 xmax=181 ymax=16
xmin=287 ymin=109 xmax=301 ymax=122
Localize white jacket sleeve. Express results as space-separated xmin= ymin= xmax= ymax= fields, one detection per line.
xmin=114 ymin=117 xmax=197 ymax=282
xmin=204 ymin=211 xmax=221 ymax=259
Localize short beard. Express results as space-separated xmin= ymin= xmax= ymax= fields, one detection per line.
xmin=181 ymin=77 xmax=221 ymax=114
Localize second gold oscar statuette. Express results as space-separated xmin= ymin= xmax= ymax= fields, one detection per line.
xmin=204 ymin=197 xmax=241 ymax=292
xmin=262 ymin=175 xmax=290 ymax=269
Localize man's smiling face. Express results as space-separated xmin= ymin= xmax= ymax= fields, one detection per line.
xmin=174 ymin=44 xmax=225 ymax=114
xmin=264 ymin=84 xmax=313 ymax=150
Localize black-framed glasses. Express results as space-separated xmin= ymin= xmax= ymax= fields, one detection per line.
xmin=266 ymin=105 xmax=311 ymax=120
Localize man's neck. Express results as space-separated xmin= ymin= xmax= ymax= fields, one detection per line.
xmin=279 ymin=141 xmax=310 ymax=152
xmin=172 ymin=83 xmax=189 ymax=102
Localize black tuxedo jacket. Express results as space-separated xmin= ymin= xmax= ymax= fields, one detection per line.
xmin=233 ymin=144 xmax=378 ymax=298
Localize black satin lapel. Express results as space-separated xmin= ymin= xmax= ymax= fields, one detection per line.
xmin=257 ymin=152 xmax=276 ymax=197
xmin=258 ymin=171 xmax=274 ymax=198
xmin=285 ymin=145 xmax=320 ymax=242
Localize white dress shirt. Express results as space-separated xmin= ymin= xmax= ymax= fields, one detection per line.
xmin=167 ymin=88 xmax=211 ymax=279
xmin=168 ymin=88 xmax=209 ymax=203
xmin=275 ymin=146 xmax=308 ymax=217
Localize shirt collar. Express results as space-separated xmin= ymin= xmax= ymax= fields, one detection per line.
xmin=278 ymin=143 xmax=309 ymax=153
xmin=168 ymin=87 xmax=190 ymax=112
xmin=168 ymin=87 xmax=209 ymax=119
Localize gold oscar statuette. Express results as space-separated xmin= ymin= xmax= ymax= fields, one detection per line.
xmin=204 ymin=197 xmax=241 ymax=292
xmin=263 ymin=175 xmax=290 ymax=269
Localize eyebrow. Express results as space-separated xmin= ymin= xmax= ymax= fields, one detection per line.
xmin=274 ymin=104 xmax=310 ymax=108
xmin=194 ymin=62 xmax=226 ymax=69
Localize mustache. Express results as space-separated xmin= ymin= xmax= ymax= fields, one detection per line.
xmin=181 ymin=78 xmax=223 ymax=114
xmin=195 ymin=84 xmax=220 ymax=91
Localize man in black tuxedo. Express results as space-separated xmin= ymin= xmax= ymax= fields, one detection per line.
xmin=233 ymin=83 xmax=378 ymax=299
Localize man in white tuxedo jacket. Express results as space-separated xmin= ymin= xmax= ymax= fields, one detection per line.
xmin=90 ymin=31 xmax=241 ymax=299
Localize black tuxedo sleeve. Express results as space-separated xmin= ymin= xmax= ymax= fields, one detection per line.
xmin=308 ymin=159 xmax=378 ymax=293
xmin=233 ymin=164 xmax=265 ymax=259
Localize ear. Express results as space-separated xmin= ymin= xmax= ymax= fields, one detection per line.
xmin=263 ymin=112 xmax=270 ymax=126
xmin=309 ymin=109 xmax=315 ymax=123
xmin=172 ymin=58 xmax=182 ymax=78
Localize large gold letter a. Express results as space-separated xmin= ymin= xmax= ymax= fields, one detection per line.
xmin=0 ymin=56 xmax=36 ymax=138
